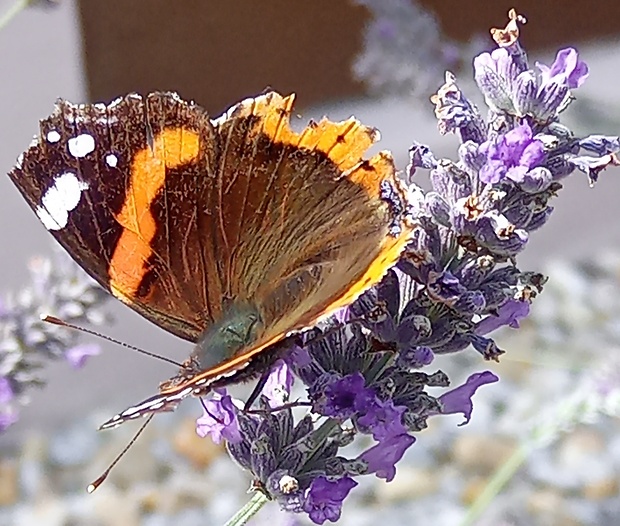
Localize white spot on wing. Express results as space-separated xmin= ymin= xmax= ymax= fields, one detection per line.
xmin=35 ymin=172 xmax=89 ymax=230
xmin=105 ymin=153 xmax=118 ymax=167
xmin=67 ymin=133 xmax=95 ymax=158
xmin=46 ymin=130 xmax=61 ymax=143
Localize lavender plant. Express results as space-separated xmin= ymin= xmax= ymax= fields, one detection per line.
xmin=351 ymin=0 xmax=486 ymax=98
xmin=197 ymin=10 xmax=619 ymax=525
xmin=0 ymin=251 xmax=108 ymax=430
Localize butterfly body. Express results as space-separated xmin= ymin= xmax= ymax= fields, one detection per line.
xmin=8 ymin=91 xmax=414 ymax=428
xmin=192 ymin=303 xmax=263 ymax=370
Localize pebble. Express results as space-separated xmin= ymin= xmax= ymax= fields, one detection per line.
xmin=451 ymin=433 xmax=518 ymax=473
xmin=527 ymin=488 xmax=583 ymax=526
xmin=48 ymin=421 xmax=99 ymax=467
xmin=172 ymin=416 xmax=225 ymax=469
xmin=375 ymin=466 xmax=440 ymax=502
xmin=460 ymin=475 xmax=489 ymax=506
xmin=0 ymin=459 xmax=18 ymax=506
xmin=91 ymin=487 xmax=142 ymax=526
xmin=582 ymin=476 xmax=619 ymax=501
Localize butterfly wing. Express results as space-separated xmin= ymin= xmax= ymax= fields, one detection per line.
xmin=145 ymin=92 xmax=415 ymax=400
xmin=8 ymin=93 xmax=222 ymax=341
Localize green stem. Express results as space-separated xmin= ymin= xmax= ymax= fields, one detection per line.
xmin=459 ymin=443 xmax=530 ymax=526
xmin=0 ymin=0 xmax=30 ymax=32
xmin=223 ymin=491 xmax=269 ymax=526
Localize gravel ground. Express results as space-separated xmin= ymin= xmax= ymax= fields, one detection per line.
xmin=2 ymin=253 xmax=620 ymax=526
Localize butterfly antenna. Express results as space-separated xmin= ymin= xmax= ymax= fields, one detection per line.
xmin=86 ymin=413 xmax=154 ymax=493
xmin=42 ymin=315 xmax=183 ymax=368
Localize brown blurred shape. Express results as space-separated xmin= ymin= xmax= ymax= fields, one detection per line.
xmin=78 ymin=1 xmax=619 ymax=113
xmin=78 ymin=0 xmax=366 ymax=114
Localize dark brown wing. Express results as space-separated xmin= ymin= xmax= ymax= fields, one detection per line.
xmin=8 ymin=93 xmax=220 ymax=341
xmin=9 ymin=90 xmax=413 ymax=361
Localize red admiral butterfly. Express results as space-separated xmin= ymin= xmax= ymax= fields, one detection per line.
xmin=8 ymin=91 xmax=413 ymax=430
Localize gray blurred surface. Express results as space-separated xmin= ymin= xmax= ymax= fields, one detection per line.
xmin=0 ymin=1 xmax=619 ymax=444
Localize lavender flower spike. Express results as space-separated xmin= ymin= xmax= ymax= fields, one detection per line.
xmin=0 ymin=252 xmax=109 ymax=432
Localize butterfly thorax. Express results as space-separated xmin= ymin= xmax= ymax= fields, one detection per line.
xmin=191 ymin=303 xmax=263 ymax=370
xmin=157 ymin=303 xmax=263 ymax=392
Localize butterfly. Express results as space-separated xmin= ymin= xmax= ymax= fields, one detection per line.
xmin=8 ymin=90 xmax=413 ymax=430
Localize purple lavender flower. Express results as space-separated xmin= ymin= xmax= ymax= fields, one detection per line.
xmin=536 ymin=47 xmax=589 ymax=90
xmin=474 ymin=47 xmax=520 ymax=113
xmin=293 ymin=318 xmax=445 ymax=429
xmin=196 ymin=390 xmax=243 ymax=445
xmin=311 ymin=372 xmax=375 ymax=420
xmin=479 ymin=123 xmax=545 ymax=184
xmin=568 ymin=152 xmax=620 ymax=186
xmin=476 ymin=299 xmax=530 ymax=335
xmin=397 ymin=345 xmax=434 ymax=369
xmin=302 ymin=476 xmax=357 ymax=525
xmin=226 ymin=406 xmax=347 ymax=513
xmin=431 ymin=72 xmax=486 ymax=143
xmin=262 ymin=359 xmax=294 ymax=408
xmin=64 ymin=343 xmax=100 ymax=369
xmin=356 ymin=397 xmax=408 ymax=441
xmin=438 ymin=371 xmax=499 ymax=425
xmin=357 ymin=433 xmax=416 ymax=482
xmin=473 ymin=13 xmax=590 ymax=125
xmin=578 ymin=135 xmax=620 ymax=156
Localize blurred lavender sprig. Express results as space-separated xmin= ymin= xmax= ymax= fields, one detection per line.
xmin=0 ymin=250 xmax=109 ymax=430
xmin=520 ymin=254 xmax=620 ymax=448
xmin=204 ymin=10 xmax=619 ymax=526
xmin=352 ymin=0 xmax=484 ymax=97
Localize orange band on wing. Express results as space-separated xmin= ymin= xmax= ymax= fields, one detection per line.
xmin=226 ymin=92 xmax=381 ymax=174
xmin=109 ymin=127 xmax=200 ymax=301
